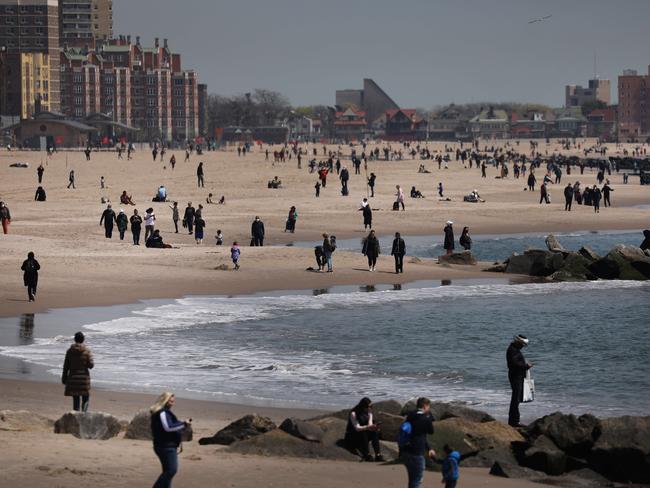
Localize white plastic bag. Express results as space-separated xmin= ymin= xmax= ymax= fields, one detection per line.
xmin=522 ymin=370 xmax=535 ymax=403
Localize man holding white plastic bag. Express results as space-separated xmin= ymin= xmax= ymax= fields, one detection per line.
xmin=506 ymin=334 xmax=533 ymax=427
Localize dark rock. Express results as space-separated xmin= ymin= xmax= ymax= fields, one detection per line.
xmin=438 ymin=251 xmax=477 ymax=266
xmin=521 ymin=434 xmax=567 ymax=475
xmin=198 ymin=414 xmax=276 ymax=445
xmin=549 ymin=253 xmax=597 ymax=282
xmin=505 ymin=249 xmax=564 ymax=276
xmin=527 ymin=412 xmax=601 ymax=458
xmin=279 ymin=418 xmax=324 ymax=443
xmin=54 ymin=412 xmax=121 ymax=440
xmin=546 ymin=234 xmax=566 ymax=252
xmin=588 ymin=415 xmax=650 ymax=483
xmin=372 ymin=399 xmax=403 ymax=416
xmin=589 ymin=245 xmax=650 ymax=280
xmin=484 ymin=263 xmax=507 ymax=273
xmin=374 ymin=412 xmax=404 ymax=443
xmin=400 ymin=400 xmax=493 ymax=423
xmin=489 ymin=460 xmax=544 ymax=479
xmin=0 ymin=410 xmax=54 ymax=432
xmin=577 ymin=246 xmax=600 ymax=262
xmin=125 ymin=410 xmax=192 ymax=441
xmin=408 ymin=257 xmax=422 ymax=264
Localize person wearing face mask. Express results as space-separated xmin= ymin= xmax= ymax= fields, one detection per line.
xmin=251 ymin=216 xmax=265 ymax=246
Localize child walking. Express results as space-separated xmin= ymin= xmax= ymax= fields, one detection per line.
xmin=231 ymin=241 xmax=240 ymax=270
xmin=441 ymin=444 xmax=460 ymax=488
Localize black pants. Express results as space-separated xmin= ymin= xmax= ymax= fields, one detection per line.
xmin=26 ymin=279 xmax=37 ymax=301
xmin=252 ymin=236 xmax=264 ymax=246
xmin=604 ymin=195 xmax=611 ymax=207
xmin=370 ymin=186 xmax=374 ymax=197
xmin=73 ymin=395 xmax=89 ymax=412
xmin=38 ymin=174 xmax=43 ymax=183
xmin=132 ymin=228 xmax=141 ymax=245
xmin=187 ymin=220 xmax=194 ymax=234
xmin=173 ymin=220 xmax=179 ymax=233
xmin=346 ymin=430 xmax=380 ymax=458
xmin=198 ymin=175 xmax=204 ymax=187
xmin=119 ymin=229 xmax=126 ymax=240
xmin=565 ymin=198 xmax=572 ymax=211
xmin=394 ymin=254 xmax=404 ymax=273
xmin=367 ymin=255 xmax=377 ymax=268
xmin=105 ymin=224 xmax=113 ymax=238
xmin=508 ymin=374 xmax=524 ymax=426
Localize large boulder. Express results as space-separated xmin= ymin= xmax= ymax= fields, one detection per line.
xmin=505 ymin=250 xmax=564 ymax=277
xmin=589 ymin=245 xmax=650 ymax=280
xmin=374 ymin=411 xmax=404 ymax=443
xmin=279 ymin=418 xmax=324 ymax=443
xmin=0 ymin=410 xmax=54 ymax=432
xmin=372 ymin=399 xmax=403 ymax=416
xmin=54 ymin=412 xmax=121 ymax=440
xmin=438 ymin=251 xmax=477 ymax=266
xmin=198 ymin=414 xmax=276 ymax=445
xmin=526 ymin=412 xmax=601 ymax=458
xmin=428 ymin=418 xmax=524 ymax=467
xmin=520 ymin=434 xmax=567 ymax=475
xmin=400 ymin=400 xmax=494 ymax=423
xmin=577 ymin=246 xmax=600 ymax=262
xmin=546 ymin=234 xmax=566 ymax=252
xmin=549 ymin=253 xmax=597 ymax=282
xmin=587 ymin=415 xmax=650 ymax=483
xmin=124 ymin=410 xmax=193 ymax=442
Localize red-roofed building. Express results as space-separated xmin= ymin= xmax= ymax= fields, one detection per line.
xmin=384 ymin=108 xmax=426 ymax=140
xmin=333 ymin=107 xmax=367 ymax=141
xmin=509 ymin=112 xmax=547 ymax=139
xmin=586 ymin=107 xmax=617 ymax=141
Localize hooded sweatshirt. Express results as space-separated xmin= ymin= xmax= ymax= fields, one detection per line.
xmin=442 ymin=451 xmax=461 ymax=481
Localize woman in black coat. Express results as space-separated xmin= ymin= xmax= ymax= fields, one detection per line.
xmin=443 ymin=222 xmax=455 ymax=255
xmin=362 ymin=204 xmax=372 ymax=230
xmin=21 ymin=251 xmax=40 ymax=302
xmin=459 ymin=226 xmax=472 ymax=250
xmin=362 ymin=230 xmax=380 ymax=271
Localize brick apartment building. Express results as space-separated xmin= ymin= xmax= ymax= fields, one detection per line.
xmin=0 ymin=0 xmax=61 ymax=117
xmin=618 ymin=67 xmax=650 ymax=141
xmin=59 ymin=0 xmax=112 ymax=48
xmin=60 ymin=36 xmax=200 ymax=142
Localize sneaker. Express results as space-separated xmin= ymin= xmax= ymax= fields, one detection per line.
xmin=374 ymin=454 xmax=385 ymax=462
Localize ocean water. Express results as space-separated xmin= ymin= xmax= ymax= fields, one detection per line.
xmin=1 ymin=280 xmax=649 ymax=421
xmin=296 ymin=230 xmax=646 ymax=263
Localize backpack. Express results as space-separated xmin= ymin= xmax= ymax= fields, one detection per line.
xmin=397 ymin=420 xmax=412 ymax=450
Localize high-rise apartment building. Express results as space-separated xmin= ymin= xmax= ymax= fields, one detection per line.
xmin=565 ymin=79 xmax=611 ymax=108
xmin=618 ymin=67 xmax=650 ymax=140
xmin=0 ymin=0 xmax=60 ymax=116
xmin=60 ymin=36 xmax=199 ymax=141
xmin=59 ymin=0 xmax=112 ymax=47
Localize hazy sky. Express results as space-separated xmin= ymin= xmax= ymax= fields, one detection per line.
xmin=114 ymin=0 xmax=650 ymax=108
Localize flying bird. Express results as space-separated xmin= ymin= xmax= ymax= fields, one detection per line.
xmin=528 ymin=14 xmax=552 ymax=24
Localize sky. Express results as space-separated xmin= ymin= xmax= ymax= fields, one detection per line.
xmin=113 ymin=0 xmax=650 ymax=108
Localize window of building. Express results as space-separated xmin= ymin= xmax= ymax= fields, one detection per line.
xmin=74 ymin=96 xmax=83 ymax=106
xmin=174 ymin=78 xmax=184 ymax=86
xmin=147 ymin=88 xmax=156 ymax=96
xmin=75 ymin=108 xmax=84 ymax=117
xmin=147 ymin=98 xmax=156 ymax=106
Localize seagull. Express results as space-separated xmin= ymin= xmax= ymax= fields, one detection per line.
xmin=528 ymin=14 xmax=552 ymax=24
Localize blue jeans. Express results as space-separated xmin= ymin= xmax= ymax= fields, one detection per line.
xmin=325 ymin=254 xmax=333 ymax=271
xmin=403 ymin=454 xmax=425 ymax=488
xmin=154 ymin=446 xmax=178 ymax=488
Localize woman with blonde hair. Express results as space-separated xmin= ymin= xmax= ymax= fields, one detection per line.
xmin=150 ymin=392 xmax=190 ymax=488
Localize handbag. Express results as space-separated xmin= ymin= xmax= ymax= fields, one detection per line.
xmin=522 ymin=370 xmax=535 ymax=403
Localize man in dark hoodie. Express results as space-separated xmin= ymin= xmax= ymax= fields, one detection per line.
xmin=184 ymin=202 xmax=196 ymax=235
xmin=640 ymin=230 xmax=650 ymax=251
xmin=402 ymin=397 xmax=435 ymax=488
xmin=507 ymin=334 xmax=532 ymax=427
xmin=99 ymin=204 xmax=117 ymax=238
xmin=21 ymin=252 xmax=40 ymax=302
xmin=251 ymin=216 xmax=265 ymax=246
xmin=564 ymin=183 xmax=574 ymax=211
xmin=391 ymin=232 xmax=406 ymax=274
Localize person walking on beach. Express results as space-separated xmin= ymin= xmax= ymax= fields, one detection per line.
xmin=150 ymin=392 xmax=190 ymax=488
xmin=564 ymin=183 xmax=574 ymax=211
xmin=361 ymin=198 xmax=372 ymax=230
xmin=443 ymin=221 xmax=454 ymax=255
xmin=592 ymin=185 xmax=602 ymax=213
xmin=130 ymin=209 xmax=143 ymax=245
xmin=602 ymin=180 xmax=614 ymax=207
xmin=194 ymin=214 xmax=205 ymax=245
xmin=231 ymin=242 xmax=241 ymax=270
xmin=21 ymin=251 xmax=40 ymax=302
xmin=0 ymin=201 xmax=11 ymax=234
xmin=507 ymin=334 xmax=532 ymax=427
xmin=251 ymin=216 xmax=265 ymax=246
xmin=100 ymin=204 xmax=117 ymax=239
xmin=62 ymin=332 xmax=94 ymax=412
xmin=459 ymin=226 xmax=472 ymax=250
xmin=144 ymin=208 xmax=156 ymax=242
xmin=116 ymin=210 xmax=128 ymax=241
xmin=322 ymin=233 xmax=335 ymax=272
xmin=368 ymin=172 xmax=376 ymax=197
xmin=344 ymin=397 xmax=384 ymax=462
xmin=441 ymin=444 xmax=461 ymax=488
xmin=527 ymin=172 xmax=536 ymax=192
xmin=396 ymin=185 xmax=405 ymax=211
xmin=169 ymin=202 xmax=180 ymax=233
xmin=37 ymin=163 xmax=44 ymax=183
xmin=197 ymin=162 xmax=205 ymax=188
xmin=362 ymin=230 xmax=380 ymax=272
xmin=391 ymin=232 xmax=406 ymax=274
xmin=539 ymin=183 xmax=550 ymax=204
xmin=67 ymin=170 xmax=75 ymax=189
xmin=340 ymin=166 xmax=350 ymax=196
xmin=285 ymin=206 xmax=298 ymax=233
xmin=183 ymin=203 xmax=195 ymax=235
xmin=401 ymin=397 xmax=435 ymax=488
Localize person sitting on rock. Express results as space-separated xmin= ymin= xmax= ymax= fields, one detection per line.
xmin=344 ymin=397 xmax=384 ymax=462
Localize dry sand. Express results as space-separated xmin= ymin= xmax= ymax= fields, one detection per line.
xmin=0 ymin=378 xmax=542 ymax=488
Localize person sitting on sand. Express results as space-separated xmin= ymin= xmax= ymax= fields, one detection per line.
xmin=268 ymin=176 xmax=282 ymax=189
xmin=215 ymin=230 xmax=223 ymax=246
xmin=34 ymin=186 xmax=47 ymax=202
xmin=463 ymin=189 xmax=484 ymax=203
xmin=418 ymin=164 xmax=430 ymax=174
xmin=207 ymin=193 xmax=215 ymax=204
xmin=120 ymin=191 xmax=135 ymax=206
xmin=219 ymin=195 xmax=225 ymax=205
xmin=410 ymin=186 xmax=424 ymax=198
xmin=153 ymin=185 xmax=167 ymax=202
xmin=344 ymin=397 xmax=384 ymax=462
xmin=146 ymin=229 xmax=172 ymax=249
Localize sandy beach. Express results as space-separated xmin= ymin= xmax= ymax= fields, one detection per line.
xmin=0 ymin=140 xmax=648 ymax=318
xmin=1 ymin=141 xmax=649 ymax=488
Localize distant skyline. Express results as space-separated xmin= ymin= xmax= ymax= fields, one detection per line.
xmin=113 ymin=0 xmax=650 ymax=108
